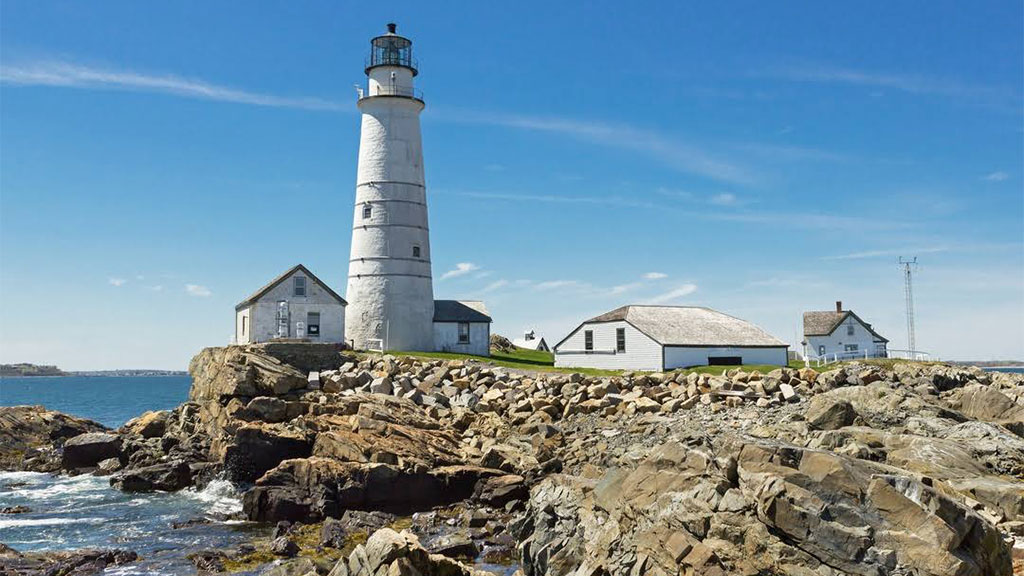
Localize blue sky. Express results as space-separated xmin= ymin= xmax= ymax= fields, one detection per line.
xmin=1 ymin=1 xmax=1021 ymax=369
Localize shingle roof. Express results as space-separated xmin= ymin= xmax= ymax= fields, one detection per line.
xmin=433 ymin=300 xmax=492 ymax=323
xmin=803 ymin=310 xmax=888 ymax=342
xmin=235 ymin=264 xmax=347 ymax=311
xmin=576 ymin=305 xmax=787 ymax=347
xmin=803 ymin=311 xmax=845 ymax=336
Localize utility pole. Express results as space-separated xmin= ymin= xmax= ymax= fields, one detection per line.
xmin=898 ymin=257 xmax=918 ymax=356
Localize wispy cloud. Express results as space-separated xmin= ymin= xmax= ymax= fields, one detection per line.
xmin=760 ymin=63 xmax=1019 ymax=110
xmin=820 ymin=246 xmax=949 ymax=261
xmin=440 ymin=262 xmax=480 ymax=280
xmin=709 ymin=192 xmax=737 ymax=206
xmin=535 ymin=280 xmax=582 ymax=291
xmin=610 ymin=282 xmax=641 ymax=295
xmin=983 ymin=171 xmax=1009 ymax=182
xmin=643 ymin=272 xmax=668 ymax=280
xmin=185 ymin=284 xmax=212 ymax=297
xmin=108 ymin=277 xmax=126 ymax=287
xmin=148 ymin=285 xmax=164 ymax=292
xmin=644 ymin=284 xmax=699 ymax=304
xmin=440 ymin=110 xmax=754 ymax=185
xmin=458 ymin=190 xmax=656 ymax=209
xmin=480 ymin=279 xmax=509 ymax=293
xmin=0 ymin=60 xmax=345 ymax=111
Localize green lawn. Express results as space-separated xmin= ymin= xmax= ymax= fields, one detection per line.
xmin=365 ymin=349 xmax=930 ymax=379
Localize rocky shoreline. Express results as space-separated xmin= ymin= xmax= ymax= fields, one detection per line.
xmin=2 ymin=342 xmax=1023 ymax=575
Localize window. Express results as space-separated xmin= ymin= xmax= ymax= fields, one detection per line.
xmin=818 ymin=345 xmax=826 ymax=356
xmin=616 ymin=328 xmax=626 ymax=352
xmin=458 ymin=322 xmax=470 ymax=344
xmin=584 ymin=330 xmax=593 ymax=351
xmin=363 ymin=204 xmax=372 ymax=219
xmin=845 ymin=344 xmax=859 ymax=352
xmin=241 ymin=316 xmax=247 ymax=337
xmin=412 ymin=245 xmax=421 ymax=258
xmin=293 ymin=276 xmax=306 ymax=296
xmin=847 ymin=323 xmax=855 ymax=336
xmin=307 ymin=312 xmax=320 ymax=337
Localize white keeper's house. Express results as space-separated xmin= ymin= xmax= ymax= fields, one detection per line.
xmin=802 ymin=301 xmax=888 ymax=360
xmin=513 ymin=330 xmax=550 ymax=352
xmin=553 ymin=305 xmax=789 ymax=371
xmin=432 ymin=300 xmax=492 ymax=356
xmin=235 ymin=264 xmax=347 ymax=345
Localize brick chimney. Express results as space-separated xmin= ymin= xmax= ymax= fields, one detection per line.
xmin=836 ymin=301 xmax=843 ymax=313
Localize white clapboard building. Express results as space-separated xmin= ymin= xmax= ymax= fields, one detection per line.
xmin=432 ymin=300 xmax=492 ymax=356
xmin=513 ymin=330 xmax=550 ymax=352
xmin=235 ymin=264 xmax=347 ymax=344
xmin=802 ymin=301 xmax=888 ymax=360
xmin=554 ymin=305 xmax=788 ymax=371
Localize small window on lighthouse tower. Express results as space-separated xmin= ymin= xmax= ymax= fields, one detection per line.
xmin=412 ymin=245 xmax=421 ymax=258
xmin=362 ymin=204 xmax=372 ymax=219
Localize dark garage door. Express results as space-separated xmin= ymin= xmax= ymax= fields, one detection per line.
xmin=707 ymin=356 xmax=742 ymax=366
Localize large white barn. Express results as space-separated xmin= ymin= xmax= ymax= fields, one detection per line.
xmin=554 ymin=305 xmax=788 ymax=371
xmin=235 ymin=264 xmax=347 ymax=344
xmin=802 ymin=301 xmax=888 ymax=360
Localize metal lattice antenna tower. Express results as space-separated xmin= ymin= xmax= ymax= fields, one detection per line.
xmin=899 ymin=257 xmax=918 ymax=354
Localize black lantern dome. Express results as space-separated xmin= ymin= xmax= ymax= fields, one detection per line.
xmin=366 ymin=23 xmax=418 ymax=77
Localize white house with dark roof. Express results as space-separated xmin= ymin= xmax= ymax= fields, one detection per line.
xmin=553 ymin=305 xmax=789 ymax=371
xmin=802 ymin=301 xmax=888 ymax=360
xmin=432 ymin=300 xmax=491 ymax=356
xmin=235 ymin=264 xmax=347 ymax=345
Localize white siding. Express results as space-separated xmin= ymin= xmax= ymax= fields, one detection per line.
xmin=433 ymin=322 xmax=490 ymax=356
xmin=235 ymin=308 xmax=252 ymax=344
xmin=246 ymin=270 xmax=346 ymax=344
xmin=663 ymin=346 xmax=788 ymax=369
xmin=805 ymin=315 xmax=887 ymax=359
xmin=554 ymin=321 xmax=663 ymax=371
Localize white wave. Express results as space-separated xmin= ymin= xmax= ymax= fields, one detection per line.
xmin=182 ymin=477 xmax=242 ymax=517
xmin=0 ymin=471 xmax=50 ymax=482
xmin=0 ymin=516 xmax=106 ymax=529
xmin=9 ymin=475 xmax=107 ymax=500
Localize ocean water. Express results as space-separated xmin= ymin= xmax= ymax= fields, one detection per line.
xmin=0 ymin=375 xmax=192 ymax=428
xmin=0 ymin=376 xmax=264 ymax=574
xmin=984 ymin=367 xmax=1024 ymax=374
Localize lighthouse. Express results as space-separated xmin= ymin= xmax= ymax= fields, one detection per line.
xmin=345 ymin=23 xmax=435 ymax=351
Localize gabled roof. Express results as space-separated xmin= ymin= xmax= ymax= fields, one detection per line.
xmin=803 ymin=310 xmax=888 ymax=342
xmin=235 ymin=264 xmax=347 ymax=311
xmin=556 ymin=305 xmax=787 ymax=349
xmin=512 ymin=336 xmax=548 ymax=350
xmin=433 ymin=300 xmax=492 ymax=323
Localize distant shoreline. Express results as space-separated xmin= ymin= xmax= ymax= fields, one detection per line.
xmin=1 ymin=372 xmax=188 ymax=378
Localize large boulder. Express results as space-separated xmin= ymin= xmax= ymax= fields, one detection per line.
xmin=805 ymin=396 xmax=856 ymax=430
xmin=61 ymin=433 xmax=122 ymax=470
xmin=222 ymin=424 xmax=312 ymax=483
xmin=110 ymin=460 xmax=192 ymax=492
xmin=952 ymin=384 xmax=1024 ymax=435
xmin=120 ymin=410 xmax=170 ymax=438
xmin=326 ymin=528 xmax=489 ymax=576
xmin=242 ymin=457 xmax=503 ymax=522
xmin=0 ymin=406 xmax=107 ymax=471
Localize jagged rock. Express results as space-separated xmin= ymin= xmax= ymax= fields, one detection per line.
xmin=110 ymin=460 xmax=191 ymax=492
xmin=61 ymin=432 xmax=122 ymax=470
xmin=121 ymin=410 xmax=170 ymax=438
xmin=952 ymin=384 xmax=1024 ymax=435
xmin=474 ymin=474 xmax=527 ymax=507
xmin=430 ymin=533 xmax=479 ymax=558
xmin=222 ymin=424 xmax=312 ymax=483
xmin=805 ymin=396 xmax=856 ymax=430
xmin=0 ymin=406 xmax=107 ymax=472
xmin=245 ymin=397 xmax=289 ymax=423
xmin=0 ymin=547 xmax=138 ymax=576
xmin=326 ymin=528 xmax=488 ymax=576
xmin=242 ymin=457 xmax=503 ymax=522
xmin=270 ymin=536 xmax=299 ymax=557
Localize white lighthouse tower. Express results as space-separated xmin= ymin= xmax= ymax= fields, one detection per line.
xmin=345 ymin=23 xmax=435 ymax=351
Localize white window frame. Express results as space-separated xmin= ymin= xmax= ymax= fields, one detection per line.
xmin=584 ymin=330 xmax=594 ymax=351
xmin=293 ymin=276 xmax=306 ymax=297
xmin=616 ymin=327 xmax=625 ymax=353
xmin=457 ymin=322 xmax=470 ymax=344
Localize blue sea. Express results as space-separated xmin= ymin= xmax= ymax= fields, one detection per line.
xmin=983 ymin=367 xmax=1024 ymax=374
xmin=0 ymin=376 xmax=264 ymax=574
